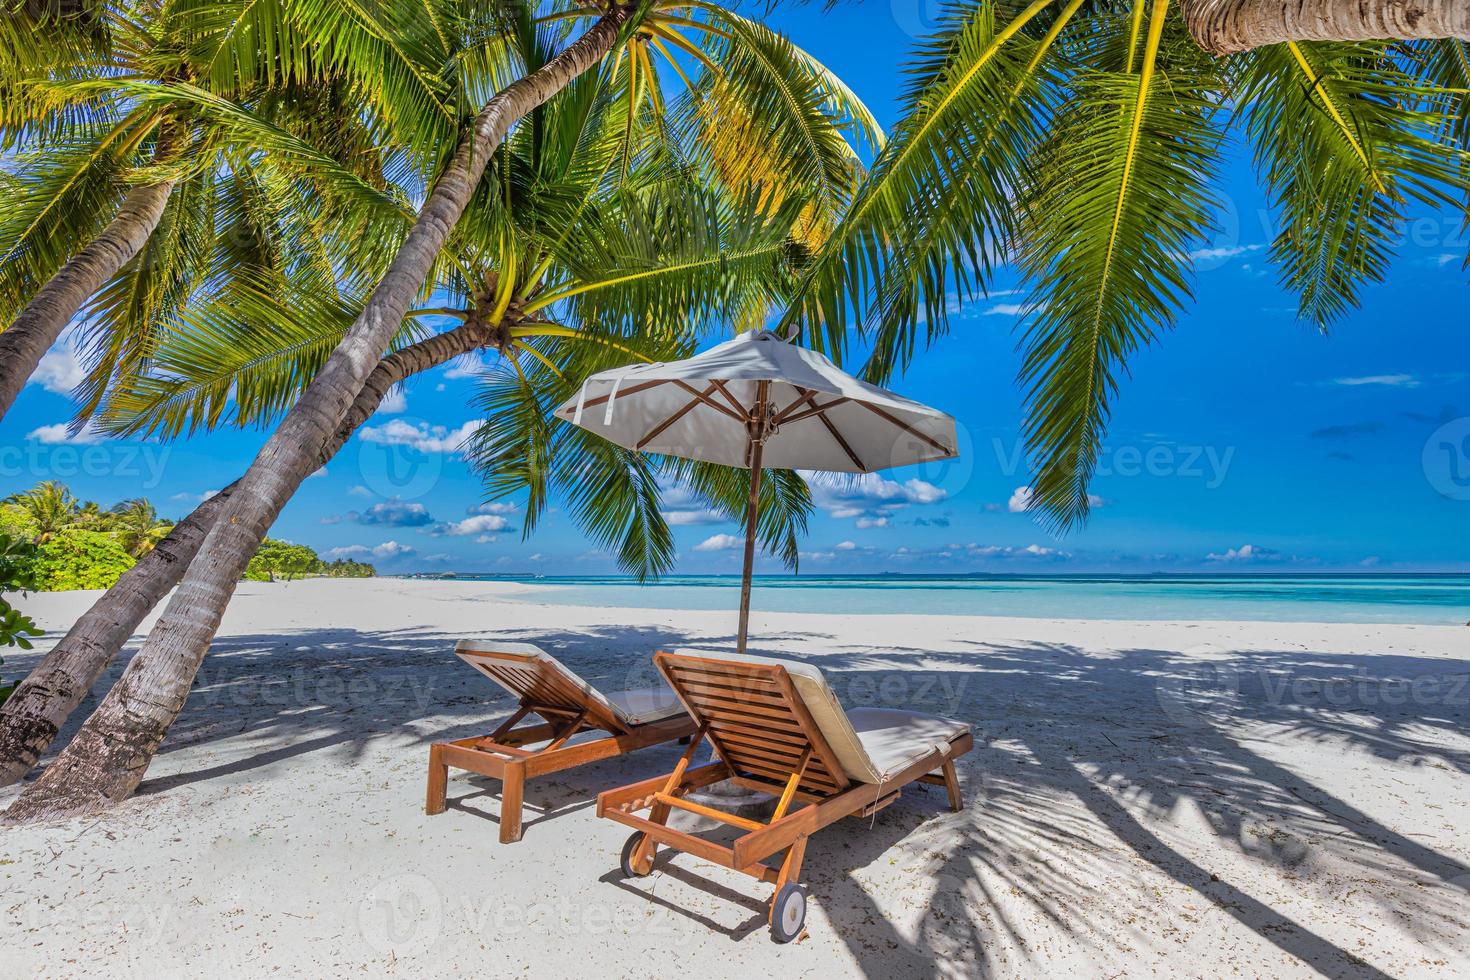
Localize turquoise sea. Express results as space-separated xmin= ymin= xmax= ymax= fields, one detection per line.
xmin=429 ymin=573 xmax=1470 ymax=625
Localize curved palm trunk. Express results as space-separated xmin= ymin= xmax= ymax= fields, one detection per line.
xmin=1 ymin=13 xmax=631 ymax=826
xmin=0 ymin=322 xmax=494 ymax=788
xmin=1182 ymin=0 xmax=1470 ymax=54
xmin=0 ymin=178 xmax=177 ymax=423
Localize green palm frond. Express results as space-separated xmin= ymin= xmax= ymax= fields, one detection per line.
xmin=777 ymin=0 xmax=1058 ymax=367
xmin=91 ymin=272 xmax=381 ymax=440
xmin=1235 ymin=39 xmax=1469 ymax=324
xmin=673 ymin=8 xmax=881 ymax=248
xmin=525 ymin=183 xmax=802 ymax=337
xmin=1015 ymin=0 xmax=1225 ymax=529
xmin=0 ymin=111 xmax=157 ymax=325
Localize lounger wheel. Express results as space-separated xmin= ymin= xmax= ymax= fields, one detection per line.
xmin=769 ymin=883 xmax=807 ymax=943
xmin=619 ymin=831 xmax=654 ymax=878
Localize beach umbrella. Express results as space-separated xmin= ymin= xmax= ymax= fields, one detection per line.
xmin=554 ymin=329 xmax=958 ymax=653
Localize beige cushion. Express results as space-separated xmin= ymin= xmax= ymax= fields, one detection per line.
xmin=671 ymin=650 xmax=969 ymax=784
xmin=455 ymin=640 xmax=683 ymax=727
xmin=847 ymin=707 xmax=969 ymax=779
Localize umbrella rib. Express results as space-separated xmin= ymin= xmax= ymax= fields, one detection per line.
xmin=708 ymin=379 xmax=750 ymax=419
xmin=779 ymin=398 xmax=850 ymax=426
xmin=816 ymin=410 xmax=866 ymax=471
xmin=670 ymin=380 xmax=746 ymax=423
xmin=635 ymin=384 xmax=716 ymax=450
xmin=572 ymin=378 xmax=669 ymax=411
xmin=772 ymin=387 xmax=821 ymax=424
xmin=855 ymin=401 xmax=951 ymax=456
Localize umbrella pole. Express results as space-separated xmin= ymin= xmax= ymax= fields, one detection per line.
xmin=736 ymin=382 xmax=769 ymax=655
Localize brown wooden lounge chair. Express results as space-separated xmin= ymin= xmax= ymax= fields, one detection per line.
xmin=597 ymin=649 xmax=974 ymax=942
xmin=427 ymin=641 xmax=697 ymax=844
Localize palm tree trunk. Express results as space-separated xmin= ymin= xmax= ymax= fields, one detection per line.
xmin=1182 ymin=0 xmax=1470 ymax=54
xmin=0 ymin=176 xmax=177 ymax=423
xmin=0 ymin=321 xmax=495 ymax=789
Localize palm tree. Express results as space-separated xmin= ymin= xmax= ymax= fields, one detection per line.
xmin=1179 ymin=0 xmax=1470 ymax=53
xmin=108 ymin=499 xmax=171 ymax=557
xmin=5 ymin=482 xmax=81 ymax=543
xmin=781 ymin=1 xmax=1468 ymax=530
xmin=1 ymin=2 xmax=874 ymax=817
xmin=0 ymin=0 xmax=414 ymax=423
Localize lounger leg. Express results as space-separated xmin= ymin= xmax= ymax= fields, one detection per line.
xmin=941 ymin=759 xmax=963 ymax=812
xmin=774 ymin=835 xmax=807 ymax=894
xmin=629 ymin=799 xmax=671 ymax=874
xmin=426 ymin=744 xmax=449 ymax=816
xmin=499 ymin=760 xmax=527 ymax=844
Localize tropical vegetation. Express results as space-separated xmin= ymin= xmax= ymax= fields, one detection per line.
xmin=246 ymin=539 xmax=375 ymax=582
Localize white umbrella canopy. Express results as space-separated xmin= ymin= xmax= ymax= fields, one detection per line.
xmin=553 ymin=330 xmax=957 ymax=472
xmin=554 ymin=329 xmax=959 ymax=652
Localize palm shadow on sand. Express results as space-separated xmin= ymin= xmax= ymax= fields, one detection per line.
xmin=12 ymin=620 xmax=1468 ymax=976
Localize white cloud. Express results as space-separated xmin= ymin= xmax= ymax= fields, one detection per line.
xmin=359 ymin=418 xmax=484 ymax=454
xmin=1189 ymin=243 xmax=1263 ymax=262
xmin=1435 ymin=253 xmax=1459 ymax=268
xmin=958 ymin=542 xmax=1070 ymax=560
xmin=309 ymin=466 xmax=328 ymax=479
xmin=835 ymin=540 xmax=857 ymax=551
xmin=354 ymin=500 xmax=433 ymax=526
xmin=171 ymin=489 xmax=220 ymax=504
xmin=327 ymin=540 xmax=418 ymax=562
xmin=31 ymin=335 xmax=87 ymax=395
xmin=444 ymin=353 xmax=491 ymax=379
xmin=378 ymin=386 xmax=408 ymax=414
xmin=694 ymin=533 xmax=744 ymax=552
xmin=1206 ymin=544 xmax=1279 ymax=562
xmin=664 ymin=508 xmax=725 ymax=526
xmin=434 ymin=514 xmax=510 ymax=537
xmin=467 ymin=502 xmax=517 ymax=516
xmin=1007 ymin=486 xmax=1033 ymax=513
xmin=1330 ymin=374 xmax=1420 ymax=388
xmin=981 ymin=302 xmax=1030 ymax=317
xmin=802 ymin=472 xmax=947 ymax=524
xmin=348 ymin=485 xmax=373 ymax=497
xmin=28 ymin=422 xmax=105 ymax=445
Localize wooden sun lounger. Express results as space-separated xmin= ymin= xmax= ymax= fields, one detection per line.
xmin=427 ymin=641 xmax=697 ymax=844
xmin=596 ymin=649 xmax=974 ymax=942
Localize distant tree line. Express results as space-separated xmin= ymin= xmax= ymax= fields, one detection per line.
xmin=0 ymin=480 xmax=373 ymax=592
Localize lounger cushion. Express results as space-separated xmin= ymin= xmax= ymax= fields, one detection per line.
xmin=601 ymin=687 xmax=684 ymax=726
xmin=670 ymin=650 xmax=969 ymax=784
xmin=455 ymin=640 xmax=681 ymax=728
xmin=846 ymin=708 xmax=969 ymax=781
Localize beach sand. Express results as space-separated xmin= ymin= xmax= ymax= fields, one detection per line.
xmin=2 ymin=578 xmax=1467 ymax=978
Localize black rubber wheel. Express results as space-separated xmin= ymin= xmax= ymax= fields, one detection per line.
xmin=769 ymin=883 xmax=807 ymax=943
xmin=619 ymin=831 xmax=653 ymax=878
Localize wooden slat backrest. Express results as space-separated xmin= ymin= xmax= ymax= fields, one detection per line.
xmin=458 ymin=650 xmax=624 ymax=732
xmin=654 ymin=652 xmax=851 ymax=798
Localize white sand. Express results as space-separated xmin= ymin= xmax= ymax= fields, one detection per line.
xmin=2 ymin=578 xmax=1468 ymax=978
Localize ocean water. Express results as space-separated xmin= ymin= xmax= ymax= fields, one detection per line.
xmin=447 ymin=573 xmax=1470 ymax=625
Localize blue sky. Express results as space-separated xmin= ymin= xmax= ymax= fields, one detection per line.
xmin=3 ymin=4 xmax=1468 ymax=576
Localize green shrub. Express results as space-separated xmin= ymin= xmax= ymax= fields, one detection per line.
xmin=1 ymin=533 xmax=44 ymax=701
xmin=31 ymin=529 xmax=136 ymax=591
xmin=246 ymin=539 xmax=323 ymax=582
